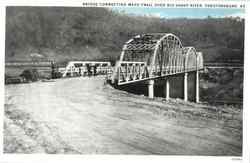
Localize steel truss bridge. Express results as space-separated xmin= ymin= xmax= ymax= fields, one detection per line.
xmin=111 ymin=33 xmax=204 ymax=85
xmin=62 ymin=61 xmax=111 ymax=77
xmin=110 ymin=33 xmax=204 ymax=102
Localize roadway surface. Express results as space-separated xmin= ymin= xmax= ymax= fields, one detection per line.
xmin=4 ymin=76 xmax=242 ymax=155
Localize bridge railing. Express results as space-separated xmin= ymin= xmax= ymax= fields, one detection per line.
xmin=151 ymin=65 xmax=185 ymax=76
xmin=63 ymin=65 xmax=112 ymax=77
xmin=62 ymin=61 xmax=112 ymax=77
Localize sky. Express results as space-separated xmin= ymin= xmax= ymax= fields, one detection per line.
xmin=111 ymin=7 xmax=245 ymax=19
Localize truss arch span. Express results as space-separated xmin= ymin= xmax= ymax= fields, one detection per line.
xmin=184 ymin=47 xmax=197 ymax=71
xmin=151 ymin=33 xmax=184 ymax=75
xmin=113 ymin=33 xmax=204 ymax=85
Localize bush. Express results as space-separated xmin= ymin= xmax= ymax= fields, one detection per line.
xmin=20 ymin=69 xmax=39 ymax=82
xmin=52 ymin=71 xmax=62 ymax=79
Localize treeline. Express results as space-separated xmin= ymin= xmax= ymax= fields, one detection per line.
xmin=5 ymin=7 xmax=244 ymax=64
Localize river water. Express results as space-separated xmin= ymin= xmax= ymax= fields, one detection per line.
xmin=4 ymin=76 xmax=242 ymax=155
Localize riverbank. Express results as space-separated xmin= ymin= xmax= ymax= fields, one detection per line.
xmin=200 ymin=68 xmax=243 ymax=104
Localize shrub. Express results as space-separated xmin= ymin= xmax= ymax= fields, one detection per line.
xmin=52 ymin=71 xmax=62 ymax=79
xmin=20 ymin=69 xmax=39 ymax=82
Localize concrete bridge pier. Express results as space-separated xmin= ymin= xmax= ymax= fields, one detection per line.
xmin=148 ymin=80 xmax=154 ymax=99
xmin=70 ymin=67 xmax=73 ymax=77
xmin=196 ymin=71 xmax=200 ymax=103
xmin=146 ymin=71 xmax=199 ymax=102
xmin=184 ymin=72 xmax=188 ymax=101
xmin=165 ymin=78 xmax=170 ymax=100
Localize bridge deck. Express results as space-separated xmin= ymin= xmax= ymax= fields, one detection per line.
xmin=115 ymin=62 xmax=203 ymax=85
xmin=117 ymin=68 xmax=203 ymax=85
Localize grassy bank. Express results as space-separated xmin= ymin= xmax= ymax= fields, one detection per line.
xmin=200 ymin=68 xmax=243 ymax=105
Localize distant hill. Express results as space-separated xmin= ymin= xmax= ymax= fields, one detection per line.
xmin=5 ymin=7 xmax=244 ymax=64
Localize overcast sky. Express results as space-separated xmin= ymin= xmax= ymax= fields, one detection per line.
xmin=111 ymin=7 xmax=245 ymax=19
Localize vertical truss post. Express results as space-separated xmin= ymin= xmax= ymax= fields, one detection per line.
xmin=139 ymin=64 xmax=141 ymax=79
xmin=126 ymin=63 xmax=129 ymax=82
xmin=71 ymin=67 xmax=73 ymax=77
xmin=117 ymin=67 xmax=120 ymax=84
xmin=133 ymin=64 xmax=136 ymax=80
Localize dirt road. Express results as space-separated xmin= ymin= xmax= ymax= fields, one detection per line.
xmin=4 ymin=76 xmax=242 ymax=155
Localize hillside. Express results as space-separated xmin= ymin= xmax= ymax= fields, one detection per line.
xmin=5 ymin=7 xmax=244 ymax=64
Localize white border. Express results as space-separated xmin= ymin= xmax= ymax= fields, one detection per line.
xmin=243 ymin=2 xmax=250 ymax=163
xmin=0 ymin=0 xmax=5 ymax=156
xmin=0 ymin=1 xmax=249 ymax=163
xmin=0 ymin=0 xmax=247 ymax=8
